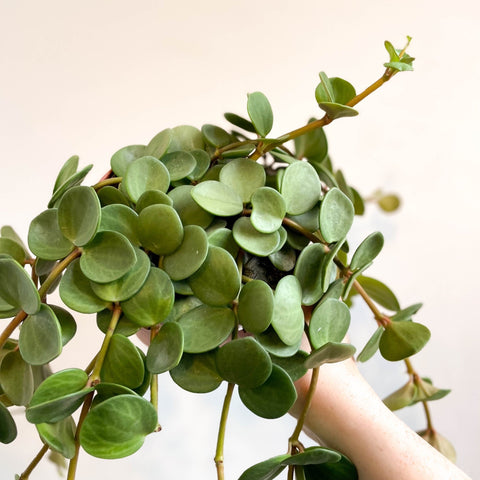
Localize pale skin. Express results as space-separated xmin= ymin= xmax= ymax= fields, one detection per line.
xmin=291 ymin=356 xmax=472 ymax=480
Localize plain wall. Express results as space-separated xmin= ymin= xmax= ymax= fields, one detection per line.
xmin=0 ymin=1 xmax=478 ymax=478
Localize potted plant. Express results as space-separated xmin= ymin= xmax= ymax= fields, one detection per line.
xmin=0 ymin=37 xmax=454 ymax=479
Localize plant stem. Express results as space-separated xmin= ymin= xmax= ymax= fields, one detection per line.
xmin=18 ymin=443 xmax=49 ymax=479
xmin=149 ymin=327 xmax=162 ymax=432
xmin=92 ymin=176 xmax=122 ymax=191
xmin=0 ymin=310 xmax=27 ymax=350
xmin=352 ymin=279 xmax=390 ymax=327
xmin=214 ymin=382 xmax=235 ymax=480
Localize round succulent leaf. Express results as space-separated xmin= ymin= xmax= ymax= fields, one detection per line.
xmin=79 ymin=394 xmax=157 ymax=459
xmin=281 ymin=162 xmax=321 ymax=215
xmin=146 ymin=322 xmax=184 ymax=374
xmin=286 ymin=228 xmax=310 ymax=251
xmin=271 ymin=275 xmax=304 ymax=346
xmin=191 ymin=180 xmax=243 ymax=217
xmin=391 ymin=303 xmax=422 ymax=322
xmin=34 ymin=258 xmax=56 ymax=277
xmin=238 ymin=280 xmax=274 ymax=334
xmin=294 ymin=123 xmax=328 ymax=161
xmin=239 ymin=364 xmax=297 ymax=419
xmin=167 ymin=125 xmax=204 ymax=153
xmin=382 ymin=379 xmax=417 ymax=411
xmin=199 ymin=164 xmax=223 ymax=182
xmin=173 ymin=280 xmax=193 ymax=295
xmin=187 ymin=149 xmax=211 ymax=181
xmin=138 ymin=204 xmax=184 ymax=255
xmin=48 ymin=164 xmax=93 ymax=208
xmin=304 ymin=342 xmax=356 ymax=369
xmin=0 ymin=350 xmax=34 ymax=406
xmin=309 ymin=298 xmax=351 ymax=349
xmin=0 ymin=401 xmax=17 ymax=443
xmin=96 ymin=309 xmax=139 ymax=337
xmin=281 ymin=446 xmax=341 ymax=466
xmin=94 ymin=383 xmax=138 ymax=401
xmin=379 ymin=321 xmax=431 ymax=361
xmin=294 ymin=243 xmax=327 ymax=306
xmin=238 ymin=454 xmax=290 ymax=480
xmin=219 ymin=158 xmax=266 ymax=203
xmin=110 ymin=145 xmax=146 ymax=177
xmin=350 ymin=232 xmax=384 ymax=271
xmin=53 ymin=155 xmax=79 ymax=192
xmin=97 ymin=185 xmax=130 ymax=207
xmin=170 ymin=351 xmax=223 ymax=393
xmin=356 ymin=276 xmax=400 ymax=312
xmin=37 ymin=416 xmax=76 ymax=459
xmin=288 ymin=205 xmax=320 ymax=233
xmin=0 ymin=257 xmax=41 ymax=314
xmin=270 ymin=351 xmax=308 ymax=382
xmin=356 ymin=326 xmax=383 ymax=363
xmin=216 ymin=337 xmax=272 ymax=388
xmin=269 ymin=244 xmax=297 ymax=272
xmin=224 ymin=112 xmax=256 ymax=133
xmin=100 ymin=334 xmax=145 ymax=389
xmin=207 ymin=227 xmax=238 ymax=258
xmin=136 ymin=189 xmax=173 ymax=213
xmin=145 ymin=128 xmax=173 ymax=159
xmin=163 ymin=225 xmax=208 ymax=281
xmin=80 ymin=231 xmax=137 ymax=283
xmin=270 ymin=150 xmax=298 ymax=164
xmin=48 ymin=305 xmax=77 ymax=346
xmin=132 ymin=349 xmax=151 ymax=397
xmin=247 ymin=91 xmax=274 ymax=137
xmin=99 ymin=204 xmax=141 ymax=246
xmin=188 ymin=246 xmax=240 ymax=306
xmin=319 ymin=188 xmax=354 ymax=243
xmin=59 ymin=259 xmax=110 ymax=314
xmin=168 ymin=185 xmax=213 ymax=228
xmin=161 ymin=150 xmax=196 ymax=181
xmin=57 ymin=186 xmax=101 ymax=246
xmin=0 ymin=238 xmax=26 ymax=264
xmin=19 ymin=304 xmax=63 ymax=365
xmin=378 ymin=193 xmax=401 ymax=212
xmin=221 ymin=144 xmax=256 ymax=159
xmin=164 ymin=296 xmax=202 ymax=323
xmin=90 ymin=248 xmax=151 ymax=302
xmin=124 ymin=156 xmax=170 ymax=203
xmin=121 ymin=268 xmax=174 ymax=327
xmin=202 ymin=124 xmax=233 ymax=148
xmin=303 ymin=452 xmax=357 ymax=480
xmin=417 ymin=429 xmax=456 ymax=464
xmin=233 ymin=217 xmax=280 ymax=257
xmin=250 ymin=187 xmax=286 ymax=234
xmin=178 ymin=305 xmax=235 ymax=353
xmin=256 ymin=327 xmax=302 ymax=358
xmin=26 ymin=368 xmax=94 ymax=424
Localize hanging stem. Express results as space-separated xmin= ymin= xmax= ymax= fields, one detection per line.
xmin=92 ymin=176 xmax=122 ymax=191
xmin=18 ymin=443 xmax=49 ymax=479
xmin=214 ymin=382 xmax=235 ymax=480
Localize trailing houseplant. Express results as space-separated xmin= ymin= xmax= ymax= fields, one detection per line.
xmin=0 ymin=37 xmax=454 ymax=479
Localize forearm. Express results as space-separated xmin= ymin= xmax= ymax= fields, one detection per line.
xmin=292 ymin=359 xmax=471 ymax=480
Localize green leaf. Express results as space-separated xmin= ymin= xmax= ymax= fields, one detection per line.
xmin=391 ymin=303 xmax=422 ymax=322
xmin=294 ymin=122 xmax=328 ymax=161
xmin=247 ymin=92 xmax=274 ymax=137
xmin=309 ymin=299 xmax=350 ymax=349
xmin=90 ymin=248 xmax=150 ymax=302
xmin=37 ymin=416 xmax=76 ymax=459
xmin=304 ymin=452 xmax=358 ymax=480
xmin=178 ymin=305 xmax=235 ymax=353
xmin=269 ymin=243 xmax=296 ymax=272
xmin=80 ymin=231 xmax=137 ymax=283
xmin=101 ymin=334 xmax=145 ymax=389
xmin=98 ymin=204 xmax=141 ymax=246
xmin=79 ymin=394 xmax=157 ymax=459
xmin=0 ymin=238 xmax=26 ymax=264
xmin=271 ymin=275 xmax=304 ymax=346
xmin=145 ymin=128 xmax=173 ymax=159
xmin=49 ymin=305 xmax=77 ymax=346
xmin=294 ymin=243 xmax=327 ymax=306
xmin=170 ymin=351 xmax=223 ymax=393
xmin=168 ymin=185 xmax=214 ymax=228
xmin=136 ymin=189 xmax=173 ymax=213
xmin=123 ymin=156 xmax=170 ymax=203
xmin=59 ymin=258 xmax=110 ymax=314
xmin=412 ymin=377 xmax=451 ymax=404
xmin=304 ymin=342 xmax=356 ymax=368
xmin=97 ymin=185 xmax=130 ymax=207
xmin=110 ymin=145 xmax=146 ymax=177
xmin=0 ymin=257 xmax=41 ymax=315
xmin=379 ymin=321 xmax=431 ymax=361
xmin=417 ymin=429 xmax=456 ymax=464
xmin=356 ymin=276 xmax=400 ymax=312
xmin=356 ymin=326 xmax=383 ymax=362
xmin=250 ymin=187 xmax=286 ymax=234
xmin=315 ymin=75 xmax=358 ymax=120
xmin=216 ymin=337 xmax=272 ymax=388
xmin=239 ymin=364 xmax=297 ymax=419
xmin=48 ymin=164 xmax=93 ymax=208
xmin=163 ymin=225 xmax=208 ymax=281
xmin=146 ymin=322 xmax=184 ymax=374
xmin=187 ymin=149 xmax=211 ymax=181
xmin=19 ymin=304 xmax=63 ymax=365
xmin=0 ymin=350 xmax=34 ymax=405
xmin=350 ymin=232 xmax=384 ymax=270
xmin=161 ymin=150 xmax=196 ymax=181
xmin=26 ymin=369 xmax=94 ymax=424
xmin=188 ymin=246 xmax=240 ymax=306
xmin=96 ymin=309 xmax=139 ymax=337
xmin=270 ymin=351 xmax=308 ymax=382
xmin=282 ymin=446 xmax=341 ymax=466
xmin=53 ymin=155 xmax=79 ymax=192
xmin=238 ymin=454 xmax=290 ymax=480
xmin=319 ymin=188 xmax=354 ymax=243
xmin=121 ymin=268 xmax=174 ymax=328
xmin=383 ymin=378 xmax=417 ymax=411
xmin=219 ymin=158 xmax=266 ymax=203
xmin=167 ymin=125 xmax=205 ymax=153
xmin=28 ymin=209 xmax=75 ymax=260
xmin=191 ymin=180 xmax=243 ymax=217
xmin=202 ymin=124 xmax=233 ymax=148
xmin=238 ymin=280 xmax=274 ymax=334
xmin=0 ymin=401 xmax=17 ymax=443
xmin=57 ymin=186 xmax=101 ymax=246
xmin=281 ymin=162 xmax=321 ymax=215
xmin=377 ymin=193 xmax=401 ymax=212
xmin=233 ymin=217 xmax=280 ymax=257
xmin=224 ymin=112 xmax=256 ymax=133
xmin=256 ymin=327 xmax=302 ymax=358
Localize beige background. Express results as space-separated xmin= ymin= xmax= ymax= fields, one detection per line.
xmin=0 ymin=1 xmax=479 ymax=478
